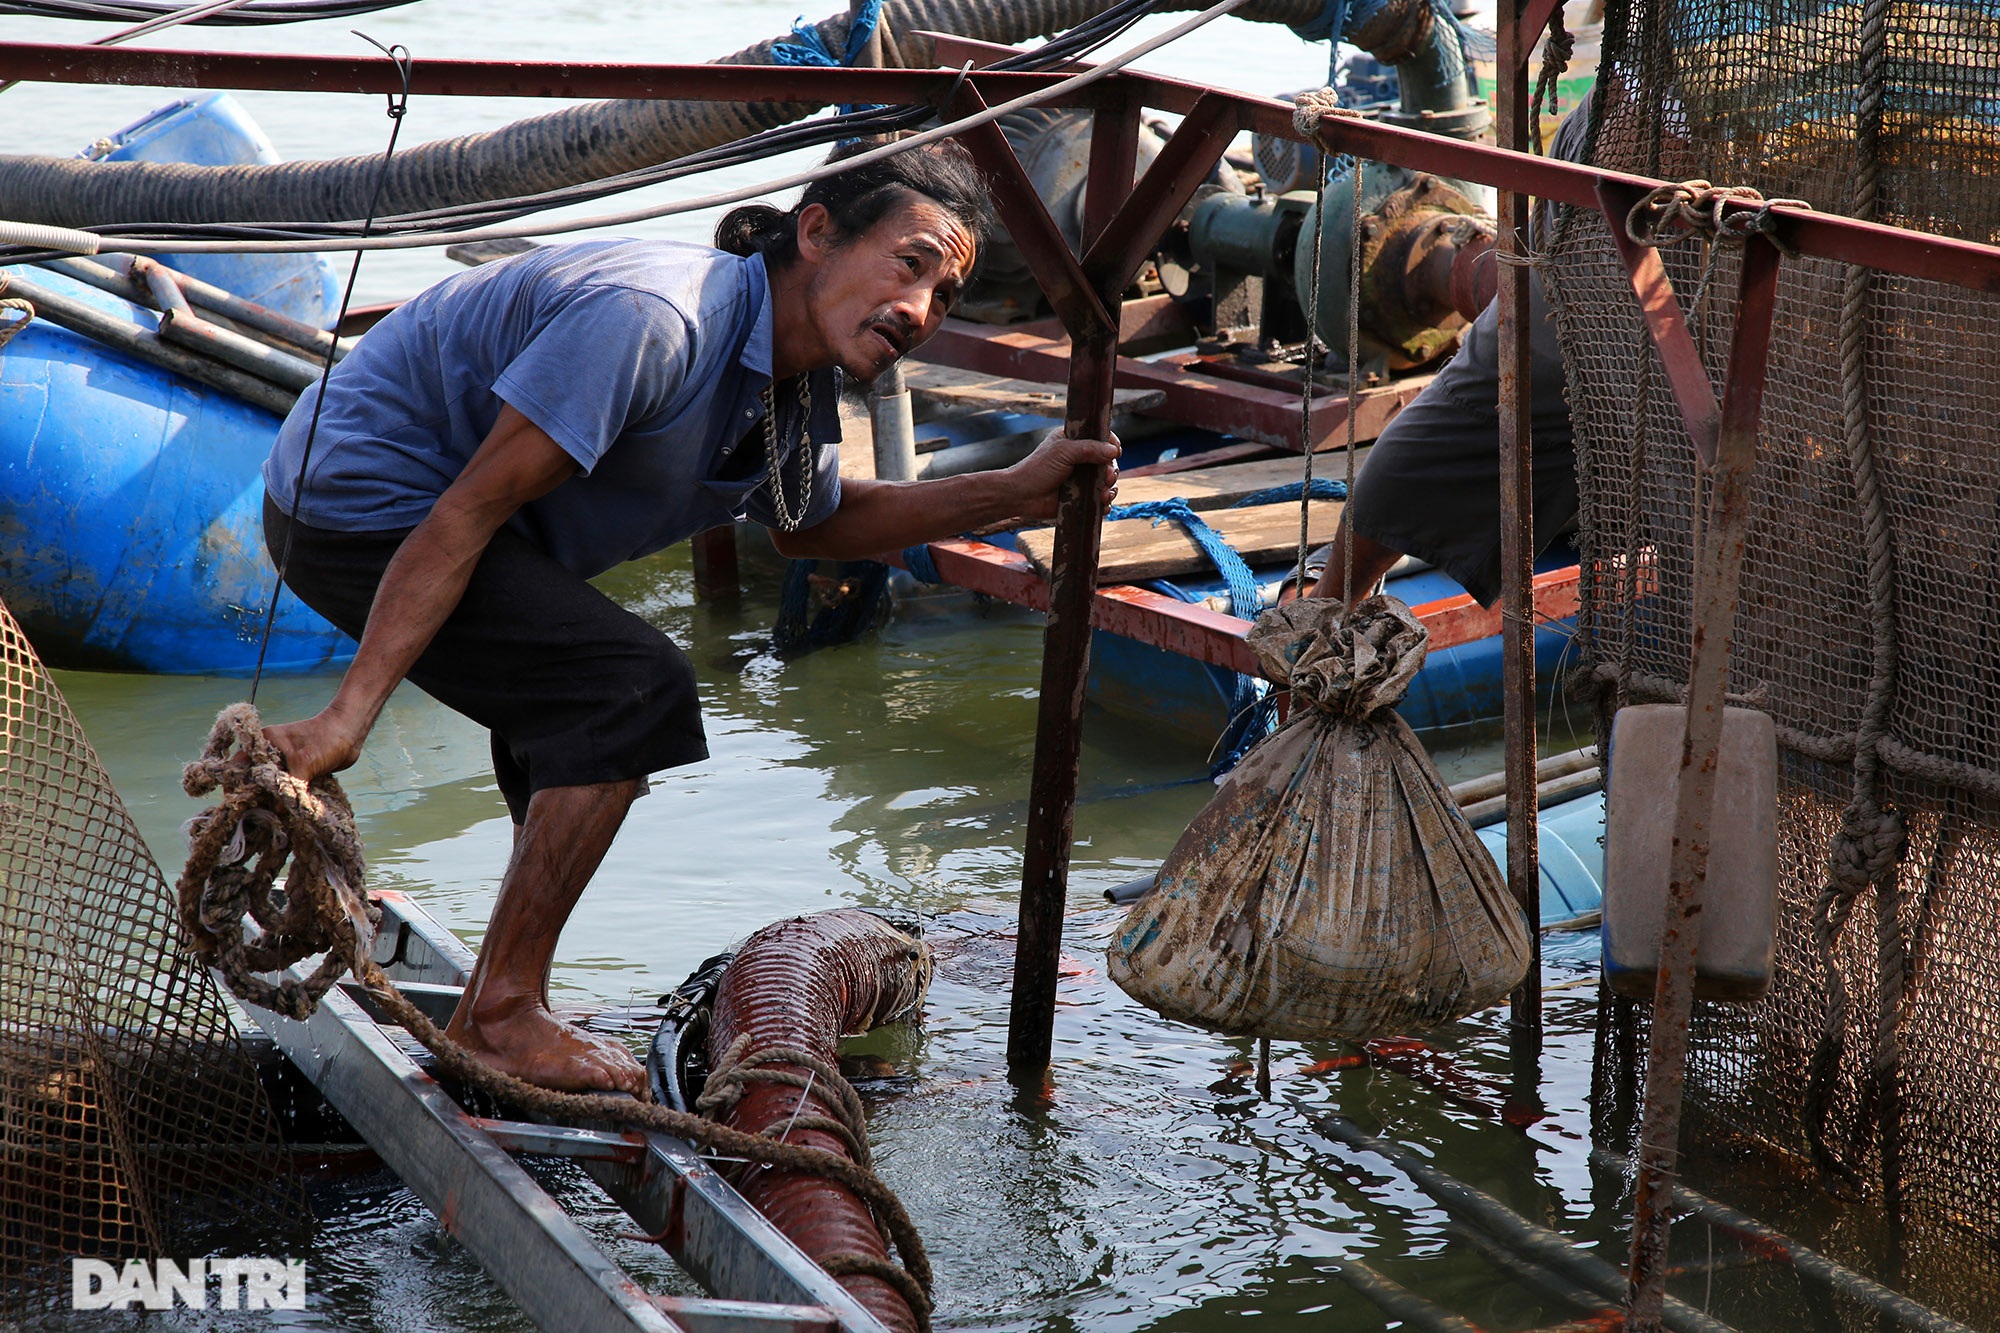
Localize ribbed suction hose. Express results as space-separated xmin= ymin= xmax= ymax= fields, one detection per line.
xmin=0 ymin=0 xmax=1332 ymax=227
xmin=704 ymin=909 xmax=933 ymax=1333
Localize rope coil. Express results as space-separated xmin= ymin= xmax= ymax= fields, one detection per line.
xmin=178 ymin=703 xmax=934 ymax=1325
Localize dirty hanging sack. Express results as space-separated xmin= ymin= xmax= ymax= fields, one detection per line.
xmin=1107 ymin=596 xmax=1532 ymax=1041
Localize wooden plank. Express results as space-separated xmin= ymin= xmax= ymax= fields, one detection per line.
xmin=1016 ymin=499 xmax=1345 ymax=583
xmin=902 ymin=360 xmax=1166 ymax=418
xmin=1113 ymin=448 xmax=1372 ymax=510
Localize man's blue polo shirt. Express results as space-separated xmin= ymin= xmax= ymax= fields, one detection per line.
xmin=262 ymin=238 xmax=842 ymax=579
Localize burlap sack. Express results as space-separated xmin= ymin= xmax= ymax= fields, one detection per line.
xmin=1107 ymin=595 xmax=1532 ymax=1041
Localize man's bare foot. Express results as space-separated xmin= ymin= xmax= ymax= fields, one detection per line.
xmin=445 ymin=991 xmax=647 ymax=1096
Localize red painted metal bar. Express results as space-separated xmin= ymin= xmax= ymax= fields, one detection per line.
xmin=880 ymin=540 xmax=1583 ymax=678
xmin=6 ymin=37 xmax=1999 ymax=294
xmin=1622 ymin=232 xmax=1785 ymax=1333
xmin=919 ymin=322 xmax=1428 ymax=450
xmin=0 ymin=39 xmax=1092 ymax=106
xmin=1079 ymin=93 xmax=1240 ymax=292
xmin=1496 ymin=0 xmax=1542 ymax=1046
xmin=1079 ymin=94 xmax=1142 ymax=254
xmin=1596 ymin=180 xmax=1723 ymax=466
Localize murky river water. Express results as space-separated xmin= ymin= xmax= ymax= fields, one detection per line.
xmin=5 ymin=3 xmax=1929 ymax=1329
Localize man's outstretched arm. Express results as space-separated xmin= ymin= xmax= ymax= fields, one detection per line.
xmin=769 ymin=430 xmax=1119 ymax=561
xmin=265 ymin=405 xmax=578 ymax=781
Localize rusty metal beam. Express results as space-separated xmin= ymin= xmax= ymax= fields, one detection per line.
xmin=1596 ymin=181 xmax=1723 ymax=466
xmin=1622 ymin=233 xmax=1785 ymax=1333
xmin=882 ymin=539 xmax=1584 ymax=677
xmin=5 ymin=38 xmax=1997 ymax=294
xmin=1079 ymin=93 xmax=1240 ymax=292
xmin=918 ymin=322 xmax=1427 ymax=451
xmin=1496 ymin=0 xmax=1542 ymax=1048
xmin=1002 ymin=78 xmax=1129 ymax=1083
xmin=950 ymin=81 xmax=1114 ymax=341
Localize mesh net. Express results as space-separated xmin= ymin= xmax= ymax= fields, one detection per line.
xmin=1551 ymin=0 xmax=2000 ymax=1323
xmin=0 ymin=598 xmax=300 ymax=1316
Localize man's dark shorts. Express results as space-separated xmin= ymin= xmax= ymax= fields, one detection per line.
xmin=264 ymin=495 xmax=708 ymax=823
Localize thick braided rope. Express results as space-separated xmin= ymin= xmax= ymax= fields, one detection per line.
xmin=1805 ymin=0 xmax=1910 ymax=1202
xmin=698 ymin=1033 xmax=876 ymax=1169
xmin=178 ymin=705 xmax=933 ymax=1319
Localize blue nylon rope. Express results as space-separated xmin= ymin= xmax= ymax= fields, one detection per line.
xmin=901 ymin=543 xmax=944 ymax=585
xmin=770 ymin=0 xmax=883 ymax=115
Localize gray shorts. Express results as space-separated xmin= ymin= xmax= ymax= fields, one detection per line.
xmin=1346 ymin=268 xmax=1578 ymax=608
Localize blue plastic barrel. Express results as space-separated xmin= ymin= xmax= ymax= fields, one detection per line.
xmin=0 ymin=265 xmax=350 ymax=674
xmin=1474 ymin=788 xmax=1605 ymax=928
xmin=87 ymin=93 xmax=341 ymax=330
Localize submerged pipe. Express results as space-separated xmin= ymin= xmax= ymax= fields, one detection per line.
xmin=704 ymin=908 xmax=933 ymax=1333
xmin=1586 ymin=1150 xmax=1979 ymax=1333
xmin=0 ymin=0 xmax=1334 ymax=228
xmin=1320 ymin=1118 xmax=1742 ymax=1333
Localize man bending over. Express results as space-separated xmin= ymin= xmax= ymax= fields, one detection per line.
xmin=259 ymin=142 xmax=1118 ymax=1094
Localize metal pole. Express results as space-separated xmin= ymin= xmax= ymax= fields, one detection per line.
xmin=1005 ymin=95 xmax=1138 ymax=1084
xmin=868 ymin=362 xmax=918 ymax=482
xmin=1622 ymin=235 xmax=1782 ymax=1330
xmin=1496 ymin=0 xmax=1543 ymax=1050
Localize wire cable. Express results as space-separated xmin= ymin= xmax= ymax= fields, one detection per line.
xmin=0 ymin=0 xmax=1251 ymax=261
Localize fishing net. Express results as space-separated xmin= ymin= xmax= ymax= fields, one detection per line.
xmin=1548 ymin=0 xmax=2000 ymax=1322
xmin=0 ymin=598 xmax=299 ymax=1317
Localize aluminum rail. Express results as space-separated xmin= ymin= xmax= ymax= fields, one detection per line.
xmin=362 ymin=891 xmax=895 ymax=1333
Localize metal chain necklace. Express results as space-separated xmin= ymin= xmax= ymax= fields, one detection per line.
xmin=761 ymin=375 xmax=814 ymax=532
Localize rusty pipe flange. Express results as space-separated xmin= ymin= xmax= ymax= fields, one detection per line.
xmin=1297 ymin=167 xmax=1494 ymax=370
xmin=1445 ymin=227 xmax=1499 ymax=321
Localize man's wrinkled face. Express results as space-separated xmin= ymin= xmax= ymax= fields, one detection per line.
xmin=800 ymin=196 xmax=976 ymax=383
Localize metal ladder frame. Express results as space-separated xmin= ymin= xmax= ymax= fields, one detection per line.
xmin=231 ymin=888 xmax=894 ymax=1333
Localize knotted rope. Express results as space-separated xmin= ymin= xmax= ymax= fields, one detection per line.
xmin=697 ymin=1033 xmax=930 ymax=1321
xmin=1529 ymin=3 xmax=1572 ymax=158
xmin=0 ymin=294 xmax=33 ymax=352
xmin=178 ymin=704 xmax=933 ymax=1325
xmin=1805 ymin=0 xmax=1912 ymax=1207
xmin=1624 ymin=179 xmax=1811 ymax=256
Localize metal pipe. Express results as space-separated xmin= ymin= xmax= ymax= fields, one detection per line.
xmin=1495 ymin=0 xmax=1542 ymax=1051
xmin=868 ymin=363 xmax=919 ymax=482
xmin=1622 ymin=237 xmax=1783 ymax=1331
xmin=1444 ymin=1220 xmax=1610 ymax=1316
xmin=134 ymin=256 xmax=323 ymax=391
xmin=1335 ymin=1260 xmax=1487 ymax=1332
xmin=0 ymin=270 xmax=297 ymax=415
xmin=43 ymin=254 xmax=350 ymax=362
xmin=1448 ymin=746 xmax=1598 ymax=807
xmin=1588 ymin=1151 xmax=1980 ymax=1333
xmin=1319 ymin=1117 xmax=1742 ymax=1333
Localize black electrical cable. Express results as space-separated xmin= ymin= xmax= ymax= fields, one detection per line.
xmin=0 ymin=0 xmax=1174 ymax=264
xmin=0 ymin=0 xmax=419 ymax=24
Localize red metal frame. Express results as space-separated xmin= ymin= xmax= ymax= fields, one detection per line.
xmin=885 ymin=540 xmax=1583 ymax=676
xmin=9 ymin=29 xmax=1998 ymax=1092
xmin=1 ymin=38 xmax=1993 ymax=292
